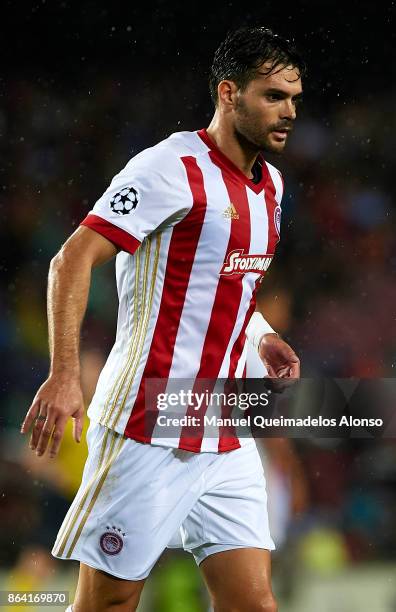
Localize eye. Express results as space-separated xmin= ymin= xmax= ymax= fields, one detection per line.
xmin=266 ymin=93 xmax=282 ymax=101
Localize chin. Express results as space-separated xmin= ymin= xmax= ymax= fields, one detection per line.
xmin=261 ymin=141 xmax=286 ymax=155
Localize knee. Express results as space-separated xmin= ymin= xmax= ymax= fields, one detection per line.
xmin=254 ymin=594 xmax=277 ymax=612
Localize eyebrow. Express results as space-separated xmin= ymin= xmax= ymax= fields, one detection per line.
xmin=264 ymin=87 xmax=303 ymax=99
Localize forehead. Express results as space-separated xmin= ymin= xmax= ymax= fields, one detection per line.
xmin=251 ymin=61 xmax=303 ymax=94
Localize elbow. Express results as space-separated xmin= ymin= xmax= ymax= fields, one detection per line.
xmin=49 ymin=252 xmax=67 ymax=283
xmin=50 ymin=247 xmax=68 ymax=271
xmin=49 ymin=238 xmax=94 ymax=277
xmin=49 ymin=252 xmax=62 ymax=273
xmin=50 ymin=241 xmax=78 ymax=272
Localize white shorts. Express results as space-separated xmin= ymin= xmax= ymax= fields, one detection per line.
xmin=52 ymin=420 xmax=275 ymax=580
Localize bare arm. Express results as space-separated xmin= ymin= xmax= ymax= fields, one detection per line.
xmin=48 ymin=226 xmax=117 ymax=376
xmin=21 ymin=226 xmax=118 ymax=457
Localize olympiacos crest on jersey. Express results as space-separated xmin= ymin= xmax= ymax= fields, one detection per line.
xmin=274 ymin=205 xmax=281 ymax=238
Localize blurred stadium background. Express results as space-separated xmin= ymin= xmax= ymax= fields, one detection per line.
xmin=1 ymin=1 xmax=396 ymax=610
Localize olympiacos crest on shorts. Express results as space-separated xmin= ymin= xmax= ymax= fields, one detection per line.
xmin=100 ymin=526 xmax=125 ymax=555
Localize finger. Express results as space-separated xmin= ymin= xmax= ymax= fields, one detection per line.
xmin=72 ymin=412 xmax=84 ymax=443
xmin=277 ymin=365 xmax=291 ymax=378
xmin=48 ymin=416 xmax=68 ymax=458
xmin=30 ymin=403 xmax=47 ymax=450
xmin=265 ymin=364 xmax=277 ymax=377
xmin=289 ymin=359 xmax=301 ymax=378
xmin=35 ymin=412 xmax=57 ymax=456
xmin=21 ymin=399 xmax=40 ymax=434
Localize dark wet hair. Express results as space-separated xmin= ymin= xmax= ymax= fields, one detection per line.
xmin=209 ymin=26 xmax=306 ymax=105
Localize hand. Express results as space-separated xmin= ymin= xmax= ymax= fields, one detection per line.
xmin=20 ymin=375 xmax=85 ymax=458
xmin=259 ymin=333 xmax=300 ymax=379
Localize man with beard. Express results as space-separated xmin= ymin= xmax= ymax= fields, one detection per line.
xmin=21 ymin=26 xmax=304 ymax=612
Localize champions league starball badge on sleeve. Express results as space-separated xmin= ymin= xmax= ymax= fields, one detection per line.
xmin=110 ymin=186 xmax=139 ymax=215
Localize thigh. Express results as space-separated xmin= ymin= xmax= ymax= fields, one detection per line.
xmin=53 ymin=423 xmax=211 ymax=580
xmin=183 ymin=441 xmax=275 ymax=556
xmin=73 ymin=562 xmax=145 ymax=612
xmin=200 ymin=548 xmax=275 ymax=612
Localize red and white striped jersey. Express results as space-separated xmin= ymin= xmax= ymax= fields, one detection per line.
xmin=81 ymin=129 xmax=283 ymax=452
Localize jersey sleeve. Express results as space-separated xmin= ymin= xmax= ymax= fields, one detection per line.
xmin=80 ymin=148 xmax=191 ymax=254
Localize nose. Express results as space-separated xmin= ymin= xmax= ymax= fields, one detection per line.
xmin=280 ymin=99 xmax=296 ymax=121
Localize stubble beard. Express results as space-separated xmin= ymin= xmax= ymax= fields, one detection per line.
xmin=234 ymin=99 xmax=287 ymax=155
xmin=234 ymin=123 xmax=286 ymax=155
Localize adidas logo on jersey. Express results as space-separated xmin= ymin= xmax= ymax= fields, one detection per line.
xmin=222 ymin=203 xmax=239 ymax=220
xmin=220 ymin=249 xmax=273 ymax=276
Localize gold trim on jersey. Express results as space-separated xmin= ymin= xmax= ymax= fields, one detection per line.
xmin=102 ymin=234 xmax=154 ymax=429
xmin=110 ymin=232 xmax=161 ymax=431
xmin=55 ymin=234 xmax=161 ymax=559
xmin=99 ymin=246 xmax=142 ymax=425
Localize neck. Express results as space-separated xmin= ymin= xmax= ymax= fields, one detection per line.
xmin=206 ymin=113 xmax=259 ymax=179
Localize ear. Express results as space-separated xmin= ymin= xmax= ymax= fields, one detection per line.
xmin=217 ymin=80 xmax=239 ymax=109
